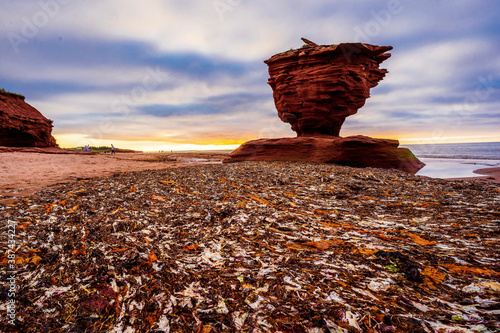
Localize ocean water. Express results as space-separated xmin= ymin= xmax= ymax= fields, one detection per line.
xmin=401 ymin=142 xmax=500 ymax=179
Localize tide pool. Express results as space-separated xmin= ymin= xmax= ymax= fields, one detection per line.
xmin=415 ymin=158 xmax=500 ymax=179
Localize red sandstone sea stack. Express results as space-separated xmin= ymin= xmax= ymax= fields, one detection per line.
xmin=0 ymin=90 xmax=58 ymax=148
xmin=266 ymin=39 xmax=392 ymax=137
xmin=224 ymin=39 xmax=425 ymax=173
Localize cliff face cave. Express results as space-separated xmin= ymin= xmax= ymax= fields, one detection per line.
xmin=0 ymin=128 xmax=55 ymax=147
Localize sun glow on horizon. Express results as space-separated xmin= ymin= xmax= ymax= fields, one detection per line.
xmin=54 ymin=132 xmax=500 ymax=152
xmin=54 ymin=133 xmax=243 ymax=152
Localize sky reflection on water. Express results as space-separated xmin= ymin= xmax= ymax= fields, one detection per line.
xmin=416 ymin=158 xmax=500 ymax=179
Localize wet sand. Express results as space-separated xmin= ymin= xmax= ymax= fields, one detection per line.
xmin=0 ymin=152 xmax=222 ymax=202
xmin=1 ymin=151 xmax=498 ymax=203
xmin=448 ymin=166 xmax=500 ymax=183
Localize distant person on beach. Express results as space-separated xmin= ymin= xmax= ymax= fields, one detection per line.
xmin=111 ymin=144 xmax=115 ymax=155
xmin=84 ymin=145 xmax=90 ymax=152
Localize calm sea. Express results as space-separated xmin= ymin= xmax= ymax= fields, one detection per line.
xmin=401 ymin=142 xmax=500 ymax=178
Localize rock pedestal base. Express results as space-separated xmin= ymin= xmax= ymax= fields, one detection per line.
xmin=223 ymin=135 xmax=425 ymax=174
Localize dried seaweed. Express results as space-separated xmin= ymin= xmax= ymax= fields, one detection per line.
xmin=1 ymin=162 xmax=499 ymax=332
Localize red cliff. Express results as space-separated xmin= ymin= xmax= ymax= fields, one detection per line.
xmin=224 ymin=39 xmax=424 ymax=174
xmin=0 ymin=90 xmax=58 ymax=147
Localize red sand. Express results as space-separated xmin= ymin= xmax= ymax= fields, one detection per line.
xmin=0 ymin=152 xmax=201 ymax=203
xmin=448 ymin=166 xmax=500 ymax=184
xmin=1 ymin=152 xmax=498 ymax=203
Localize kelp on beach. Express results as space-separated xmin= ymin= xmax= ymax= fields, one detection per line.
xmin=1 ymin=162 xmax=499 ymax=332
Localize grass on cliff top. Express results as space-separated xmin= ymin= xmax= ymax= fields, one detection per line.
xmin=0 ymin=88 xmax=25 ymax=99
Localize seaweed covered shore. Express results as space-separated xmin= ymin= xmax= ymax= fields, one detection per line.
xmin=1 ymin=162 xmax=499 ymax=332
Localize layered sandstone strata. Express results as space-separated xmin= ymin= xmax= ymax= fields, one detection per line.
xmin=224 ymin=39 xmax=424 ymax=173
xmin=264 ymin=39 xmax=392 ymax=136
xmin=0 ymin=90 xmax=58 ymax=147
xmin=223 ymin=135 xmax=425 ymax=174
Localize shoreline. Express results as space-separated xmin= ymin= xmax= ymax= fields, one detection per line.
xmin=413 ymin=157 xmax=500 ymax=183
xmin=2 ymin=152 xmax=499 ymax=204
xmin=0 ymin=152 xmax=223 ymax=203
xmin=446 ymin=166 xmax=500 ymax=184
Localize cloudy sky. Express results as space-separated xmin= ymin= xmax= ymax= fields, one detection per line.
xmin=1 ymin=0 xmax=499 ymax=151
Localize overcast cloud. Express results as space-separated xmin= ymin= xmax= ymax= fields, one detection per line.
xmin=1 ymin=0 xmax=499 ymax=150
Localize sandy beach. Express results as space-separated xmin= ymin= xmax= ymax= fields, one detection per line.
xmin=0 ymin=152 xmax=223 ymax=203
xmin=471 ymin=166 xmax=500 ymax=182
xmin=1 ymin=152 xmax=499 ymax=204
xmin=445 ymin=167 xmax=500 ymax=184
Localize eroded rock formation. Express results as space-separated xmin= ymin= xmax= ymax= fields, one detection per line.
xmin=0 ymin=90 xmax=58 ymax=147
xmin=224 ymin=39 xmax=424 ymax=173
xmin=224 ymin=135 xmax=425 ymax=174
xmin=264 ymin=40 xmax=392 ymax=137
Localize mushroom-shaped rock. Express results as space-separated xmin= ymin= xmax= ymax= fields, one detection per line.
xmin=224 ymin=40 xmax=424 ymax=174
xmin=264 ymin=41 xmax=392 ymax=136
